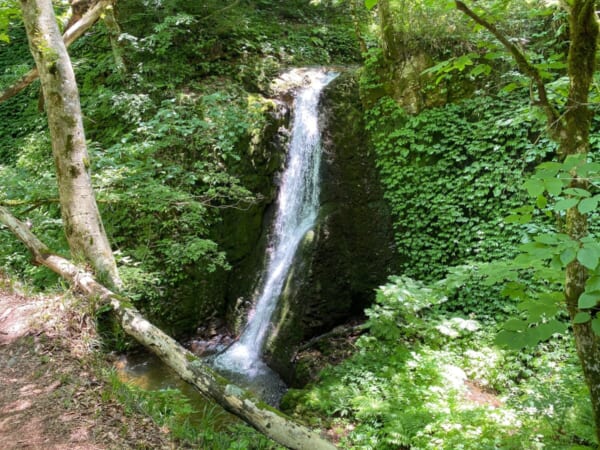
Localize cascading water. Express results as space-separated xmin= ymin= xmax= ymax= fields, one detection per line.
xmin=213 ymin=69 xmax=337 ymax=400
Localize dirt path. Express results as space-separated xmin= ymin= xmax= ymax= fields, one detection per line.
xmin=0 ymin=280 xmax=173 ymax=449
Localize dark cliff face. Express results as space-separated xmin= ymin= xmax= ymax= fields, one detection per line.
xmin=263 ymin=70 xmax=398 ymax=383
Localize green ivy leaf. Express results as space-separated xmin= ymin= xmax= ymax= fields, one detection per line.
xmin=364 ymin=0 xmax=378 ymax=9
xmin=578 ymin=197 xmax=598 ymax=214
xmin=579 ymin=292 xmax=600 ymax=309
xmin=573 ymin=312 xmax=592 ymax=324
xmin=577 ymin=247 xmax=600 ymax=270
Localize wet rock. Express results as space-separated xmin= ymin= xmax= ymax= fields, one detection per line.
xmin=263 ymin=70 xmax=398 ymax=383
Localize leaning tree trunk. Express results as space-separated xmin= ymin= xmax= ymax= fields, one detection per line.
xmin=561 ymin=0 xmax=600 ymax=439
xmin=20 ymin=0 xmax=121 ymax=290
xmin=0 ymin=206 xmax=336 ymax=450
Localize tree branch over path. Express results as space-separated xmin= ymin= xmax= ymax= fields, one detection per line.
xmin=0 ymin=206 xmax=338 ymax=450
xmin=0 ymin=0 xmax=110 ymax=104
xmin=454 ymin=0 xmax=562 ymax=137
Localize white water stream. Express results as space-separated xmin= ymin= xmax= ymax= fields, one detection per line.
xmin=213 ymin=70 xmax=337 ymax=394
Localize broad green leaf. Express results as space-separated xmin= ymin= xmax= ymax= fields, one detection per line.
xmin=554 ymin=198 xmax=578 ymax=211
xmin=577 ymin=247 xmax=600 ymax=270
xmin=536 ymin=195 xmax=547 ymax=209
xmin=563 ymin=188 xmax=591 ymax=197
xmin=521 ymin=300 xmax=558 ymax=322
xmin=544 ymin=178 xmax=563 ymax=196
xmin=535 ymin=234 xmax=559 ymax=245
xmin=592 ymin=318 xmax=600 ymax=336
xmin=505 ymin=214 xmax=531 ymax=224
xmin=504 ymin=318 xmax=528 ymax=331
xmin=578 ymin=291 xmax=600 ymax=309
xmin=576 ymin=162 xmax=600 ymax=177
xmin=454 ymin=54 xmax=474 ymax=71
xmin=586 ymin=276 xmax=600 ymax=292
xmin=523 ymin=179 xmax=544 ymax=197
xmin=578 ymin=197 xmax=598 ymax=214
xmin=534 ymin=320 xmax=568 ymax=341
xmin=563 ymin=154 xmax=586 ymax=170
xmin=560 ymin=247 xmax=577 ymax=265
xmin=502 ymin=82 xmax=520 ymax=93
xmin=573 ymin=312 xmax=591 ymax=324
xmin=537 ymin=161 xmax=562 ymax=173
xmin=364 ymin=0 xmax=378 ymax=10
xmin=495 ymin=330 xmax=528 ymax=349
xmin=470 ymin=64 xmax=491 ymax=77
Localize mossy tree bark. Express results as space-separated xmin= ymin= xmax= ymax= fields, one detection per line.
xmin=377 ymin=0 xmax=401 ymax=62
xmin=0 ymin=206 xmax=337 ymax=450
xmin=560 ymin=0 xmax=600 ymax=437
xmin=20 ymin=0 xmax=121 ymax=290
xmin=456 ymin=0 xmax=600 ymax=440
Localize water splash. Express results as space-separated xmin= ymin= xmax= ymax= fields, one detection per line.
xmin=213 ymin=69 xmax=337 ymax=390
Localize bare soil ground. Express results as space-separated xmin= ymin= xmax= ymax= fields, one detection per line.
xmin=0 ymin=278 xmax=174 ymax=449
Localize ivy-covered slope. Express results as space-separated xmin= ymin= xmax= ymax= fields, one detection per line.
xmin=367 ymin=93 xmax=555 ymax=280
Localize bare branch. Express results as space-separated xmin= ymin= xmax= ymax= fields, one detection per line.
xmin=455 ymin=1 xmax=563 ymax=137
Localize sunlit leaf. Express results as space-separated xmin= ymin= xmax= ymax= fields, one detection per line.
xmin=554 ymin=198 xmax=578 ymax=211
xmin=579 ymin=292 xmax=600 ymax=309
xmin=578 ymin=247 xmax=600 ymax=270
xmin=578 ymin=197 xmax=598 ymax=214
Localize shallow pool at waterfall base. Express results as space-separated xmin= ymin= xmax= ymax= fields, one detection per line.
xmin=115 ymin=350 xmax=287 ymax=411
xmin=210 ymin=343 xmax=288 ymax=407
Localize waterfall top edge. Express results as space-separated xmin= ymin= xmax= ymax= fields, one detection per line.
xmin=270 ymin=68 xmax=339 ymax=96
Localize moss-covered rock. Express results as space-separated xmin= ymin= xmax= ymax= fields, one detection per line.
xmin=263 ymin=70 xmax=398 ymax=383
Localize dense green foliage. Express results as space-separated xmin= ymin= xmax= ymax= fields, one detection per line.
xmin=283 ymin=2 xmax=599 ymax=448
xmin=0 ymin=0 xmax=360 ymax=326
xmin=284 ymin=276 xmax=595 ymax=449
xmin=367 ymin=92 xmax=554 ymax=280
xmin=1 ymin=0 xmax=599 ymax=447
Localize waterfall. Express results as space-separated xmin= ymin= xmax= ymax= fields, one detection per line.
xmin=213 ymin=69 xmax=337 ymax=387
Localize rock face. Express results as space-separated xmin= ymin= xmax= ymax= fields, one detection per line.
xmin=263 ymin=71 xmax=398 ymax=383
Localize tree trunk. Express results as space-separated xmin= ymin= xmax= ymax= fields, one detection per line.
xmin=20 ymin=0 xmax=121 ymax=290
xmin=560 ymin=0 xmax=600 ymax=439
xmin=102 ymin=2 xmax=127 ymax=74
xmin=0 ymin=206 xmax=337 ymax=450
xmin=377 ymin=0 xmax=401 ymax=62
xmin=456 ymin=0 xmax=600 ymax=440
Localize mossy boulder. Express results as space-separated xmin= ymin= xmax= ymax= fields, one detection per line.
xmin=263 ymin=70 xmax=398 ymax=383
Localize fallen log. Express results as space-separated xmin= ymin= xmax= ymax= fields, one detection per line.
xmin=0 ymin=0 xmax=110 ymax=104
xmin=0 ymin=206 xmax=336 ymax=450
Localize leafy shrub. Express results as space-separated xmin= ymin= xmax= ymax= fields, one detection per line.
xmin=284 ymin=276 xmax=595 ymax=449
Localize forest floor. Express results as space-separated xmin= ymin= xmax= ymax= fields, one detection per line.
xmin=0 ymin=277 xmax=174 ymax=450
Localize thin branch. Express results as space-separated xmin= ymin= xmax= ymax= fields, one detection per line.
xmin=0 ymin=0 xmax=110 ymax=104
xmin=198 ymin=0 xmax=240 ymax=22
xmin=455 ymin=1 xmax=563 ymax=137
